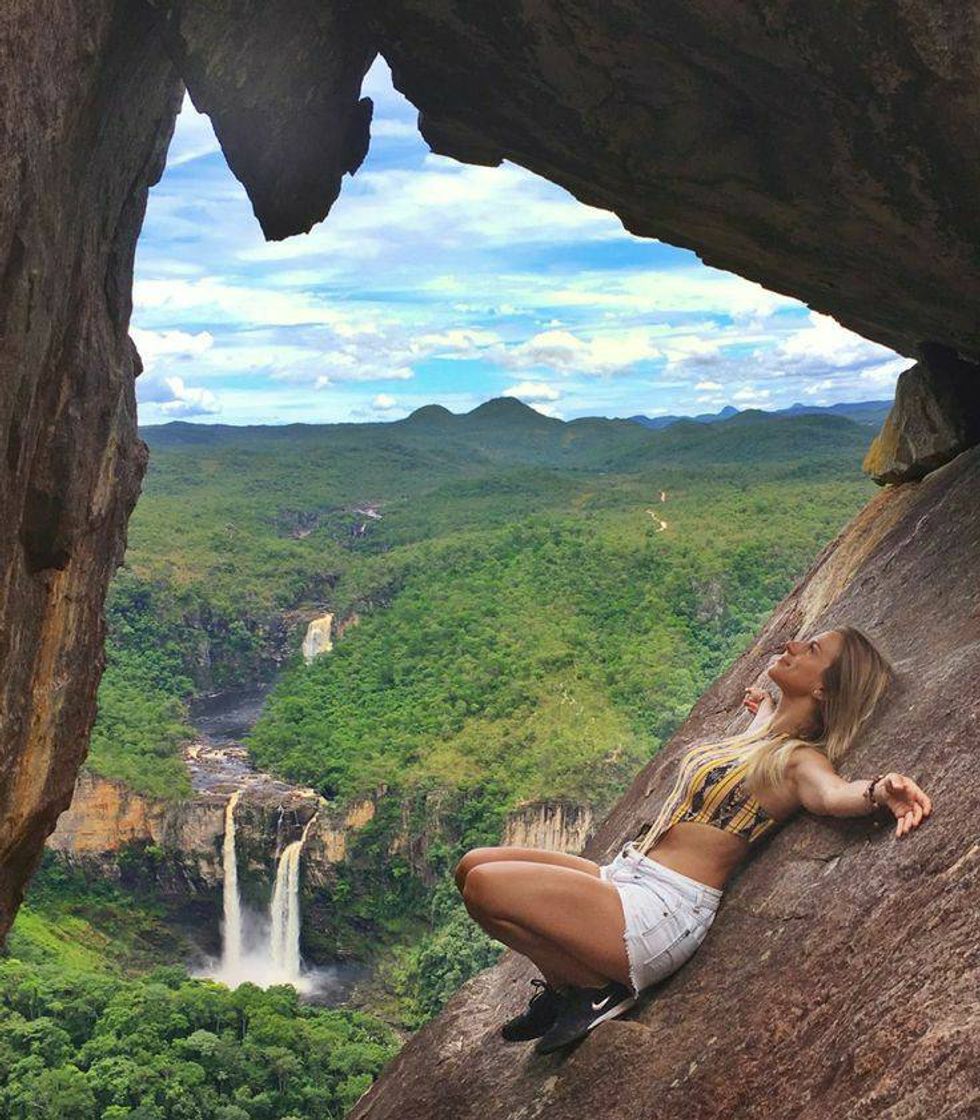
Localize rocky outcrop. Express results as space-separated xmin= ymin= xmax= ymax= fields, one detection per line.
xmin=350 ymin=444 xmax=980 ymax=1120
xmin=302 ymin=613 xmax=334 ymax=663
xmin=503 ymin=801 xmax=593 ymax=854
xmin=141 ymin=0 xmax=980 ymax=372
xmin=146 ymin=0 xmax=376 ymax=240
xmin=0 ymin=3 xmax=181 ymax=939
xmin=863 ymin=343 xmax=980 ymax=483
xmin=314 ymin=798 xmax=376 ymax=864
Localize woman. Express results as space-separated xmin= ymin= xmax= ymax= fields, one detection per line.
xmin=454 ymin=626 xmax=932 ymax=1055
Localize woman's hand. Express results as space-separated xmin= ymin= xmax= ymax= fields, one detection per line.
xmin=743 ymin=686 xmax=774 ymax=715
xmin=874 ymin=773 xmax=933 ymax=838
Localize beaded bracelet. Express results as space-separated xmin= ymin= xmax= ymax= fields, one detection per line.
xmin=864 ymin=772 xmax=885 ymax=809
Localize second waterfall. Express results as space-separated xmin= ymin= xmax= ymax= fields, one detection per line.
xmin=270 ymin=813 xmax=319 ymax=981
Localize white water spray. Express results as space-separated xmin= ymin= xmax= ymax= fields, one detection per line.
xmin=221 ymin=790 xmax=244 ymax=971
xmin=270 ymin=813 xmax=318 ymax=983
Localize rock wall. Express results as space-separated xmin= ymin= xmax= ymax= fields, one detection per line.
xmin=350 ymin=444 xmax=980 ymax=1120
xmin=0 ymin=1 xmax=182 ymax=939
xmin=502 ymin=801 xmax=593 ymax=854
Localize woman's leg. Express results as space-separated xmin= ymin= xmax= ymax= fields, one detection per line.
xmin=454 ymin=846 xmax=601 ymax=893
xmin=469 ymin=911 xmax=611 ymax=988
xmin=462 ymin=860 xmax=630 ymax=989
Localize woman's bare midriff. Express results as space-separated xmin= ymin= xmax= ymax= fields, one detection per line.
xmin=642 ymin=821 xmax=752 ymax=890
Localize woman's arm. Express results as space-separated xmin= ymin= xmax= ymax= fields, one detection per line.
xmin=789 ymin=748 xmax=933 ymax=838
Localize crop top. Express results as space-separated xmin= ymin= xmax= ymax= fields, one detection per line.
xmin=632 ymin=738 xmax=791 ymax=854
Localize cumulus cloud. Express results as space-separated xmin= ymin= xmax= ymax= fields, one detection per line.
xmin=131 ymin=326 xmax=214 ymax=369
xmin=502 ymin=381 xmax=561 ymax=401
xmin=731 ymin=385 xmax=772 ymax=405
xmin=695 ymin=379 xmax=724 ymax=391
xmin=138 ymin=375 xmax=220 ymax=418
xmin=371 ymin=393 xmax=398 ymax=410
xmin=490 ymin=327 xmax=663 ymax=377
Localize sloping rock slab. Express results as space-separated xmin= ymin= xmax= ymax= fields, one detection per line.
xmin=351 ymin=445 xmax=980 ymax=1120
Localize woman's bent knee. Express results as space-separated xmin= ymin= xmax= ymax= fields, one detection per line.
xmin=453 ymin=847 xmax=501 ymax=892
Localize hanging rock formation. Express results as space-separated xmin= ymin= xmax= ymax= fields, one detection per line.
xmin=350 ymin=444 xmax=980 ymax=1120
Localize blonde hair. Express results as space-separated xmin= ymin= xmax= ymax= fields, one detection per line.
xmin=699 ymin=625 xmax=896 ymax=795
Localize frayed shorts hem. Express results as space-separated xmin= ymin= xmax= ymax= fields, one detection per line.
xmin=600 ymin=843 xmax=722 ymax=996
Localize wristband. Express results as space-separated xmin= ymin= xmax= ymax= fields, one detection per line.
xmin=864 ymin=773 xmax=885 ymax=809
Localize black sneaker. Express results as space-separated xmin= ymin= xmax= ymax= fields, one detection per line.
xmin=533 ymin=979 xmax=636 ymax=1054
xmin=500 ymin=979 xmax=567 ymax=1042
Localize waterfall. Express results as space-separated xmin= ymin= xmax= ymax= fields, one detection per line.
xmin=269 ymin=813 xmax=317 ymax=983
xmin=201 ymin=795 xmax=319 ymax=993
xmin=221 ymin=790 xmax=244 ymax=971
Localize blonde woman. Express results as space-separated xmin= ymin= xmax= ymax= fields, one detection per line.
xmin=454 ymin=626 xmax=932 ymax=1055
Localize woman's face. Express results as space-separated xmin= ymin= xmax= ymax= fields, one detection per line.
xmin=765 ymin=629 xmax=844 ymax=699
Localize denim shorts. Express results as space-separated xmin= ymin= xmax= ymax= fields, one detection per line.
xmin=599 ymin=842 xmax=724 ymax=997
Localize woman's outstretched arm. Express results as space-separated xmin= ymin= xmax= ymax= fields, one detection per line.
xmin=789 ymin=747 xmax=933 ymax=838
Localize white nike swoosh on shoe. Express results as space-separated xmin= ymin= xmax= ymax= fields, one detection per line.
xmin=591 ymin=996 xmax=612 ymax=1011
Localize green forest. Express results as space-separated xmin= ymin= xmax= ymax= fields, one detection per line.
xmin=3 ymin=399 xmax=885 ymax=1117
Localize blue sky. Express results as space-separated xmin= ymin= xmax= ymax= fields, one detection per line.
xmin=133 ymin=57 xmax=912 ymax=425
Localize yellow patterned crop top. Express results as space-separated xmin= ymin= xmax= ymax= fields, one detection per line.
xmin=632 ymin=738 xmax=791 ymax=854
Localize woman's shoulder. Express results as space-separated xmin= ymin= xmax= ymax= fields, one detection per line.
xmin=784 ymin=742 xmax=833 ymax=773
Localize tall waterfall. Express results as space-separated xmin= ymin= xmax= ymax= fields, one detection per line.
xmin=221 ymin=790 xmax=244 ymax=971
xmin=201 ymin=794 xmax=318 ymax=993
xmin=269 ymin=813 xmax=318 ymax=983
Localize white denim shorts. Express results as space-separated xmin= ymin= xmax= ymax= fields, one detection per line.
xmin=599 ymin=842 xmax=724 ymax=997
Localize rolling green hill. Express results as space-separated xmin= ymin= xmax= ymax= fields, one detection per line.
xmin=88 ymin=398 xmax=877 ymax=809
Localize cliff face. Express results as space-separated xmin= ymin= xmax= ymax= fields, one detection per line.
xmin=0 ymin=2 xmax=181 ymax=938
xmin=350 ymin=444 xmax=980 ymax=1120
xmin=503 ymin=802 xmax=594 ymax=854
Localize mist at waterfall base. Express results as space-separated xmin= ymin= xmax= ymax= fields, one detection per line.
xmin=192 ymin=792 xmax=350 ymax=1000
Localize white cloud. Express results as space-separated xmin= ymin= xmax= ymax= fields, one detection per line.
xmin=695 ymin=379 xmax=724 ymax=391
xmin=371 ymin=393 xmax=398 ymax=410
xmin=370 ymin=118 xmax=420 ymax=140
xmin=165 ymin=94 xmax=222 ymax=167
xmin=131 ymin=326 xmax=214 ymax=370
xmin=732 ymin=385 xmax=772 ymax=403
xmin=409 ymin=327 xmax=502 ymax=356
xmin=138 ymin=374 xmax=220 ymax=418
xmin=502 ymin=381 xmax=561 ymax=401
xmin=491 ymin=327 xmax=663 ymax=377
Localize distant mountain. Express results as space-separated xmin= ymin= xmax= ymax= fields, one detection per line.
xmin=628 ymin=399 xmax=892 ymax=430
xmin=628 ymin=405 xmax=739 ymax=429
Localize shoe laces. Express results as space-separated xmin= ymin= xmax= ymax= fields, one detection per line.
xmin=529 ymin=978 xmax=551 ymax=1003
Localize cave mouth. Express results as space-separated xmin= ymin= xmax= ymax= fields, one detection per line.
xmin=4 ymin=0 xmax=980 ymax=956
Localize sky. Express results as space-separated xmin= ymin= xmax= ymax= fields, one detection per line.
xmin=133 ymin=57 xmax=914 ymax=426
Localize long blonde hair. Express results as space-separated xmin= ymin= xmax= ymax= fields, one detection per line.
xmin=706 ymin=625 xmax=896 ymax=794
